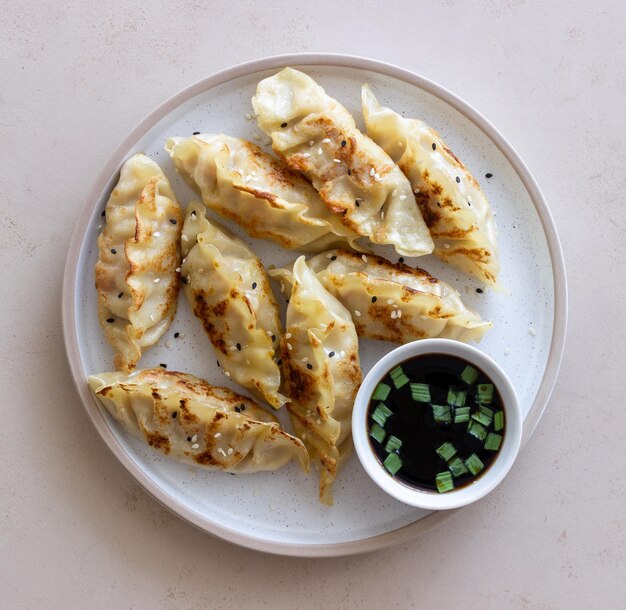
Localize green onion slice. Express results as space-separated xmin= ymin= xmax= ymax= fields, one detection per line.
xmin=477 ymin=383 xmax=494 ymax=404
xmin=392 ymin=373 xmax=410 ymax=389
xmin=383 ymin=452 xmax=403 ymax=475
xmin=448 ymin=456 xmax=468 ymax=477
xmin=494 ymin=411 xmax=504 ymax=432
xmin=369 ymin=423 xmax=386 ymax=444
xmin=385 ymin=435 xmax=402 ymax=453
xmin=461 ymin=365 xmax=479 ymax=385
xmin=435 ymin=471 xmax=454 ymax=493
xmin=389 ymin=366 xmax=404 ymax=380
xmin=372 ymin=382 xmax=391 ymax=401
xmin=431 ymin=404 xmax=452 ymax=425
xmin=484 ymin=433 xmax=503 ymax=451
xmin=465 ymin=453 xmax=485 ymax=476
xmin=447 ymin=388 xmax=467 ymax=407
xmin=454 ymin=406 xmax=471 ymax=424
xmin=410 ymin=383 xmax=431 ymax=402
xmin=471 ymin=405 xmax=494 ymax=427
xmin=371 ymin=403 xmax=393 ymax=427
xmin=436 ymin=442 xmax=456 ymax=461
xmin=467 ymin=420 xmax=487 ymax=442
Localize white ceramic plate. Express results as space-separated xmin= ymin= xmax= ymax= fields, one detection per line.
xmin=63 ymin=54 xmax=567 ymax=557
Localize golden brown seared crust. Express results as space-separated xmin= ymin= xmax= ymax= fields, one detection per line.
xmin=436 ymin=245 xmax=492 ymax=265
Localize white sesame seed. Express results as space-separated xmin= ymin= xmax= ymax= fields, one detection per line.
xmin=227 ymin=447 xmax=233 ymax=455
xmin=244 ymin=113 xmax=252 ymax=120
xmin=397 ymin=309 xmax=402 ymax=318
xmin=253 ymin=134 xmax=261 ymax=141
xmin=97 ymin=224 xmax=102 ymax=229
xmin=266 ymin=330 xmax=273 ymax=336
xmin=381 ymin=211 xmax=385 ymax=219
xmin=301 ymin=357 xmax=309 ymax=363
xmin=370 ymin=167 xmax=375 ymax=176
xmin=181 ymin=257 xmax=186 ymax=264
xmin=218 ymin=448 xmax=226 ymax=456
xmin=224 ymin=371 xmax=231 ymax=377
xmin=302 ymin=152 xmax=311 ymax=158
xmin=229 ymin=345 xmax=237 ymax=351
xmin=181 ymin=234 xmax=188 ymax=241
xmin=302 ymin=432 xmax=307 ymax=440
xmin=265 ymin=138 xmax=272 ymax=146
xmin=317 ymin=419 xmax=321 ymax=425
xmin=399 ymin=195 xmax=407 ymax=200
xmin=286 ymin=343 xmax=293 ymax=351
xmin=322 ymin=138 xmax=331 ymax=143
xmin=374 ymin=173 xmax=381 ymax=181
xmin=175 ymin=267 xmax=181 ymax=273
xmin=214 ymin=432 xmax=222 ymax=438
xmin=420 ymin=315 xmax=428 ymax=320
xmin=280 ymin=282 xmax=285 ymax=293
xmin=153 ymin=231 xmax=161 ymax=237
xmin=390 ymin=310 xmax=397 ymax=319
xmin=333 ymin=158 xmax=341 ymax=163
xmin=387 ymin=299 xmax=395 ymax=304
xmin=191 ymin=443 xmax=200 ymax=449
xmin=392 ymin=189 xmax=397 ymax=196
xmin=361 ymin=254 xmax=368 ymax=263
xmin=414 ymin=188 xmax=420 ymax=194
xmin=245 ymin=175 xmax=252 ymax=182
xmin=285 ymin=332 xmax=292 ymax=339
xmin=354 ymin=310 xmax=361 ymax=317
xmin=198 ymin=268 xmax=204 ymax=273
xmin=186 ymin=275 xmax=190 ymax=282
xmin=444 ymin=243 xmax=450 ymax=249
xmin=317 ymin=147 xmax=323 ymax=155
xmin=153 ymin=278 xmax=160 ymax=283
xmin=150 ymin=314 xmax=156 ymax=321
xmin=529 ymin=327 xmax=536 ymax=336
xmin=309 ymin=140 xmax=314 ymax=146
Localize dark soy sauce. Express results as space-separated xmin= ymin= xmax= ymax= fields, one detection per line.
xmin=368 ymin=353 xmax=505 ymax=492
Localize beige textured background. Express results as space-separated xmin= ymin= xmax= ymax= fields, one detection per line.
xmin=2 ymin=1 xmax=624 ymax=608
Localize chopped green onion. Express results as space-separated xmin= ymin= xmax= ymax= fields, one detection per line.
xmin=410 ymin=383 xmax=430 ymax=402
xmin=465 ymin=453 xmax=484 ymax=476
xmin=392 ymin=373 xmax=410 ymax=389
xmin=389 ymin=365 xmax=404 ymax=380
xmin=494 ymin=411 xmax=504 ymax=432
xmin=435 ymin=471 xmax=454 ymax=493
xmin=436 ymin=442 xmax=456 ymax=461
xmin=383 ymin=452 xmax=403 ymax=475
xmin=447 ymin=388 xmax=467 ymax=406
xmin=372 ymin=382 xmax=391 ymax=401
xmin=448 ymin=456 xmax=468 ymax=477
xmin=471 ymin=404 xmax=494 ymax=426
xmin=385 ymin=435 xmax=402 ymax=453
xmin=431 ymin=404 xmax=452 ymax=425
xmin=477 ymin=383 xmax=494 ymax=404
xmin=467 ymin=420 xmax=487 ymax=442
xmin=454 ymin=406 xmax=471 ymax=424
xmin=484 ymin=433 xmax=502 ymax=451
xmin=369 ymin=423 xmax=386 ymax=444
xmin=371 ymin=403 xmax=393 ymax=427
xmin=461 ymin=365 xmax=479 ymax=385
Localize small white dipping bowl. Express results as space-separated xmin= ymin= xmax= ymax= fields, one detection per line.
xmin=352 ymin=339 xmax=522 ymax=510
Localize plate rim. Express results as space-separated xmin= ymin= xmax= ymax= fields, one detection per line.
xmin=62 ymin=52 xmax=568 ymax=557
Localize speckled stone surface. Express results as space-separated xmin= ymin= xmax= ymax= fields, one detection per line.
xmin=1 ymin=0 xmax=624 ymax=607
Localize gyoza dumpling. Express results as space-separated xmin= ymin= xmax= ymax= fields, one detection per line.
xmin=362 ymin=86 xmax=500 ymax=287
xmin=308 ymin=249 xmax=491 ymax=343
xmin=95 ymin=153 xmax=182 ymax=372
xmin=166 ymin=134 xmax=356 ymax=251
xmin=181 ymin=201 xmax=286 ymax=409
xmin=252 ymin=68 xmax=434 ymax=257
xmin=88 ymin=369 xmax=308 ymax=472
xmin=269 ymin=256 xmax=362 ymax=504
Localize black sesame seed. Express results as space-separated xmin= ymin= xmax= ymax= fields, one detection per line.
xmin=286 ymin=299 xmax=289 ymax=304
xmin=347 ymin=169 xmax=352 ymax=176
xmin=331 ymin=255 xmax=337 ymax=261
xmin=432 ymin=143 xmax=436 ymax=150
xmin=193 ymin=131 xmax=200 ymax=135
xmin=106 ymin=318 xmax=114 ymax=323
xmin=399 ymin=257 xmax=405 ymax=263
xmin=160 ymin=363 xmax=167 ymax=368
xmin=355 ymin=200 xmax=360 ymax=207
xmin=436 ymin=202 xmax=441 ymax=208
xmin=328 ymin=351 xmax=335 ymax=358
xmin=216 ymin=360 xmax=220 ymax=367
xmin=191 ymin=211 xmax=196 ymax=218
xmin=235 ymin=406 xmax=241 ymax=413
xmin=240 ymin=404 xmax=246 ymax=411
xmin=476 ymin=288 xmax=484 ymax=294
xmin=170 ymin=218 xmax=177 ymax=225
xmin=271 ymin=335 xmax=276 ymax=342
xmin=172 ymin=411 xmax=178 ymax=419
xmin=468 ymin=201 xmax=472 ymax=206
xmin=117 ymin=292 xmax=123 ymax=298
xmin=276 ymin=359 xmax=282 ymax=366
xmin=236 ymin=343 xmax=241 ymax=351
xmin=187 ymin=436 xmax=192 ymax=442
xmin=101 ymin=210 xmax=106 ymax=217
xmin=281 ymin=122 xmax=287 ymax=128
xmin=252 ymin=282 xmax=257 ymax=289
xmin=306 ymin=363 xmax=313 ymax=370
xmin=110 ymin=248 xmax=116 ymax=254
xmin=371 ymin=296 xmax=377 ymax=303
xmin=456 ymin=176 xmax=461 ymax=183
xmin=174 ymin=332 xmax=180 ymax=338
xmin=181 ymin=277 xmax=188 ymax=284
xmin=341 ymin=140 xmax=347 ymax=147
xmin=485 ymin=173 xmax=493 ymax=179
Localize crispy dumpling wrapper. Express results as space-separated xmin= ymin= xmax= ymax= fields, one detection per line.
xmin=166 ymin=134 xmax=354 ymax=251
xmin=181 ymin=201 xmax=286 ymax=409
xmin=362 ymin=86 xmax=500 ymax=287
xmin=252 ymin=68 xmax=434 ymax=257
xmin=307 ymin=249 xmax=491 ymax=343
xmin=269 ymin=256 xmax=362 ymax=504
xmin=95 ymin=153 xmax=183 ymax=372
xmin=88 ymin=369 xmax=308 ymax=473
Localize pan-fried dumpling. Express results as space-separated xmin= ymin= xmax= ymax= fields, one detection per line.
xmin=88 ymin=369 xmax=308 ymax=473
xmin=95 ymin=153 xmax=182 ymax=372
xmin=181 ymin=201 xmax=286 ymax=409
xmin=362 ymin=86 xmax=500 ymax=286
xmin=166 ymin=134 xmax=356 ymax=251
xmin=269 ymin=256 xmax=362 ymax=504
xmin=252 ymin=68 xmax=434 ymax=257
xmin=307 ymin=249 xmax=491 ymax=343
